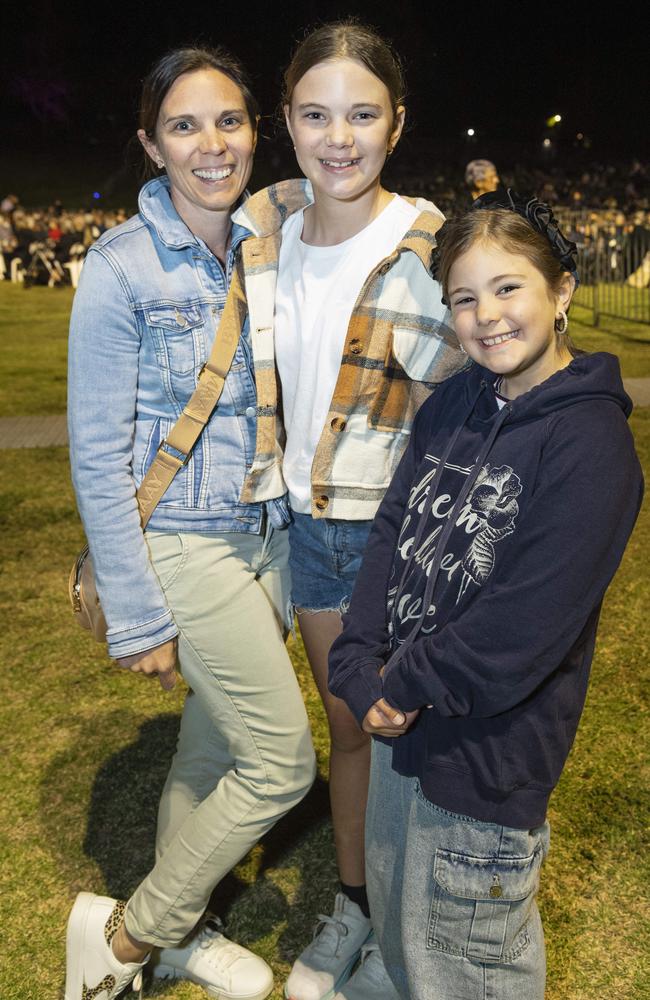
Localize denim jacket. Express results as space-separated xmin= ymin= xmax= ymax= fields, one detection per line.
xmin=68 ymin=177 xmax=287 ymax=659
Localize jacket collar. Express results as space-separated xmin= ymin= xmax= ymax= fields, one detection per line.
xmin=138 ymin=176 xmax=250 ymax=252
xmin=233 ymin=179 xmax=445 ymax=266
xmin=232 ymin=178 xmax=314 ymax=237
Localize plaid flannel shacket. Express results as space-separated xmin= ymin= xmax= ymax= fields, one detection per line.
xmin=234 ymin=179 xmax=467 ymax=519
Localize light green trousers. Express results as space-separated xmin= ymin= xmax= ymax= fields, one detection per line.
xmin=125 ymin=527 xmax=316 ymax=946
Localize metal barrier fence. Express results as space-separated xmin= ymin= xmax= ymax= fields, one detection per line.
xmin=554 ymin=209 xmax=650 ymax=326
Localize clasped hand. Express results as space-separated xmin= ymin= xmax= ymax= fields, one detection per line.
xmin=362 ymin=697 xmax=419 ymax=737
xmin=361 ymin=667 xmax=419 ymax=737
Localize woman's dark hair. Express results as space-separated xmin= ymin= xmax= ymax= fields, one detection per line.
xmin=139 ymin=45 xmax=259 ymax=179
xmin=282 ymin=20 xmax=405 ymax=124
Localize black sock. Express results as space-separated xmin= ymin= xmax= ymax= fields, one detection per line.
xmin=340 ymin=882 xmax=370 ymax=919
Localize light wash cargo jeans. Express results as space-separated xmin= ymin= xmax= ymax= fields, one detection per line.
xmin=366 ymin=739 xmax=550 ymax=1000
xmin=124 ymin=526 xmax=316 ymax=946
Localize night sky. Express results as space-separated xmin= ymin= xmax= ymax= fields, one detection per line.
xmin=3 ymin=0 xmax=648 ymax=204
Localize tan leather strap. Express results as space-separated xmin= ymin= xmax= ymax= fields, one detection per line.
xmin=136 ymin=257 xmax=248 ymax=529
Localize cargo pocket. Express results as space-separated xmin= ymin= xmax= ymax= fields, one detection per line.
xmin=427 ymin=845 xmax=543 ymax=963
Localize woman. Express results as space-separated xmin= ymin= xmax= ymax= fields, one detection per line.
xmin=65 ymin=46 xmax=315 ymax=1000
xmin=233 ymin=21 xmax=466 ymax=1000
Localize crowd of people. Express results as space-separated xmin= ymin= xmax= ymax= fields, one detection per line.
xmin=2 ymin=157 xmax=649 ymax=288
xmin=0 ymin=197 xmax=129 ymax=285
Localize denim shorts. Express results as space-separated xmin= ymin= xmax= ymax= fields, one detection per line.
xmin=288 ymin=511 xmax=373 ymax=612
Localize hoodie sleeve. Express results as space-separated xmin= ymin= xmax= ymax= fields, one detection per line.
xmin=328 ymin=398 xmax=434 ymax=724
xmin=381 ymin=403 xmax=643 ymax=717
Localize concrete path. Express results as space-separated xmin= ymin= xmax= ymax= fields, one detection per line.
xmin=623 ymin=379 xmax=650 ymax=408
xmin=1 ymin=380 xmax=649 ymax=449
xmin=0 ymin=414 xmax=68 ymax=448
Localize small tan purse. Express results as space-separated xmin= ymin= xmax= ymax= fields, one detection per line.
xmin=68 ymin=261 xmax=248 ymax=642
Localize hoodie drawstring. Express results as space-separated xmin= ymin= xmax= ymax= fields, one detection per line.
xmin=389 ymin=385 xmax=511 ymax=662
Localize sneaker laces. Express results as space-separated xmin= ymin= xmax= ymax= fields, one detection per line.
xmin=198 ymin=919 xmax=253 ymax=973
xmin=309 ymin=912 xmax=349 ymax=957
xmin=130 ymin=970 xmax=144 ymax=996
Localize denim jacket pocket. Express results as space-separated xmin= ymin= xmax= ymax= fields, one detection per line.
xmin=145 ymin=303 xmax=203 ymax=376
xmin=428 ymin=845 xmax=543 ymax=964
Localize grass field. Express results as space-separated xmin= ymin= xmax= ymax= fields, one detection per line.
xmin=0 ymin=284 xmax=648 ymax=999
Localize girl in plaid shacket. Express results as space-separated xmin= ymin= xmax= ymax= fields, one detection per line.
xmin=234 ymin=23 xmax=466 ymax=1000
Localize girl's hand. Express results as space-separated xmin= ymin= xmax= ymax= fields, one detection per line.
xmin=116 ymin=638 xmax=179 ymax=691
xmin=362 ymin=698 xmax=420 ymax=737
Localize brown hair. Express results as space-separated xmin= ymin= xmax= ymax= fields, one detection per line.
xmin=282 ymin=20 xmax=405 ymax=124
xmin=138 ymin=45 xmax=259 ymax=178
xmin=437 ymin=209 xmax=577 ymax=350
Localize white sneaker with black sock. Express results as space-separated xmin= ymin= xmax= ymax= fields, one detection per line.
xmin=285 ymin=893 xmax=372 ymax=1000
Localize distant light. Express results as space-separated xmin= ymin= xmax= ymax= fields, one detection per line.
xmin=545 ymin=114 xmax=562 ymax=127
xmin=576 ymin=132 xmax=584 ymax=140
xmin=93 ymin=191 xmax=101 ymax=200
xmin=467 ymin=128 xmax=475 ymax=137
xmin=543 ymin=138 xmax=552 ymax=148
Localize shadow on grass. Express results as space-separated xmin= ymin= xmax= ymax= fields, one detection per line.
xmin=42 ymin=709 xmax=335 ymax=953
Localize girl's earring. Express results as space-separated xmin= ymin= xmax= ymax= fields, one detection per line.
xmin=458 ymin=342 xmax=467 ymax=354
xmin=555 ymin=310 xmax=568 ymax=334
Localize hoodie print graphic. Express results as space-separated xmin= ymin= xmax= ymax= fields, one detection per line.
xmin=458 ymin=463 xmax=522 ymax=602
xmin=389 ymin=453 xmax=523 ymax=639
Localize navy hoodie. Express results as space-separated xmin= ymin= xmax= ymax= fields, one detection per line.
xmin=329 ymin=353 xmax=643 ymax=829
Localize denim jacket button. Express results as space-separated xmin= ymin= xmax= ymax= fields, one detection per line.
xmin=330 ymin=417 xmax=347 ymax=433
xmin=245 ymin=406 xmax=256 ymax=418
xmin=315 ymin=495 xmax=329 ymax=511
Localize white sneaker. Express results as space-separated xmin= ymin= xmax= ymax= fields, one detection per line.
xmin=285 ymin=894 xmax=372 ymax=1000
xmin=333 ymin=935 xmax=399 ymax=1000
xmin=146 ymin=916 xmax=274 ymax=1000
xmin=64 ymin=892 xmax=148 ymax=1000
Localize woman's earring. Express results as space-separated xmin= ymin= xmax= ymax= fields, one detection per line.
xmin=555 ymin=310 xmax=568 ymax=334
xmin=157 ymin=160 xmax=164 ymax=169
xmin=386 ymin=146 xmax=394 ymax=157
xmin=458 ymin=342 xmax=467 ymax=354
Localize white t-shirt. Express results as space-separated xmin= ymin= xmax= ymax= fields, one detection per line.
xmin=275 ymin=195 xmax=421 ymax=512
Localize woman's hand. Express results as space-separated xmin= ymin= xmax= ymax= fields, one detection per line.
xmin=362 ymin=698 xmax=420 ymax=737
xmin=116 ymin=638 xmax=179 ymax=691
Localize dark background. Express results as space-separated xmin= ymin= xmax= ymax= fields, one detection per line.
xmin=2 ymin=0 xmax=647 ymax=207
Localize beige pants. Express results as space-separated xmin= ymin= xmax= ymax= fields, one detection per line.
xmin=125 ymin=527 xmax=316 ymax=946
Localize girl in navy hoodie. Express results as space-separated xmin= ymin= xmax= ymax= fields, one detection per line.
xmin=328 ymin=192 xmax=643 ymax=1000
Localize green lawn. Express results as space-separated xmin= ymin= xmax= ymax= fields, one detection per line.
xmin=0 ymin=284 xmax=648 ymax=999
